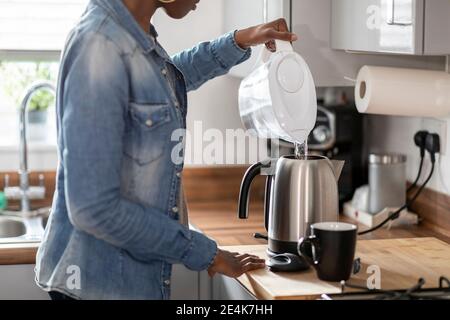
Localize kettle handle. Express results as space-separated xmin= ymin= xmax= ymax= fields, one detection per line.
xmin=263 ymin=176 xmax=273 ymax=231
xmin=238 ymin=162 xmax=263 ymax=220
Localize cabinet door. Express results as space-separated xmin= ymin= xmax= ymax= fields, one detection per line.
xmin=212 ymin=275 xmax=256 ymax=300
xmin=331 ymin=0 xmax=424 ymax=54
xmin=0 ymin=265 xmax=49 ymax=300
xmin=291 ymin=0 xmax=444 ymax=87
xmin=171 ymin=265 xmax=200 ymax=300
xmin=423 ymin=0 xmax=450 ymax=55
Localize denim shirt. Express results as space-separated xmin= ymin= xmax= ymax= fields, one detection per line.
xmin=35 ymin=0 xmax=251 ymax=300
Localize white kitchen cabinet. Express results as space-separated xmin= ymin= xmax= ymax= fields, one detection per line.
xmin=291 ymin=0 xmax=446 ymax=86
xmin=212 ymin=275 xmax=256 ymax=300
xmin=224 ymin=0 xmax=445 ymax=86
xmin=331 ymin=0 xmax=450 ymax=55
xmin=171 ymin=265 xmax=208 ymax=300
xmin=0 ymin=264 xmax=204 ymax=300
xmin=0 ymin=265 xmax=49 ymax=300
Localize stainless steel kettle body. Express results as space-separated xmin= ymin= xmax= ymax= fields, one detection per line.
xmin=238 ymin=155 xmax=344 ymax=256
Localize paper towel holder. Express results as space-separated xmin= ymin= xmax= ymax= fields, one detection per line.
xmin=359 ymin=81 xmax=367 ymax=99
xmin=344 ymin=76 xmax=357 ymax=84
xmin=446 ymin=55 xmax=449 ymax=74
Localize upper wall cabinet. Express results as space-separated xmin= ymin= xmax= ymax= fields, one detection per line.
xmin=224 ymin=0 xmax=445 ymax=85
xmin=331 ymin=0 xmax=450 ymax=55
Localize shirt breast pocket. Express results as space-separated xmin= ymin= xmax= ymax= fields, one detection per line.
xmin=124 ymin=102 xmax=172 ymax=165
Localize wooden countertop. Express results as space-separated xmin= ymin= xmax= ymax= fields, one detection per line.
xmin=1 ymin=200 xmax=449 ymax=265
xmin=188 ymin=201 xmax=450 ymax=300
xmin=0 ymin=242 xmax=40 ymax=265
xmin=223 ymin=238 xmax=450 ymax=300
xmin=187 ymin=201 xmax=450 ymax=246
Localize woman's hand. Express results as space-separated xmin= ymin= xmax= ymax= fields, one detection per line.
xmin=208 ymin=249 xmax=266 ymax=278
xmin=234 ymin=18 xmax=298 ymax=52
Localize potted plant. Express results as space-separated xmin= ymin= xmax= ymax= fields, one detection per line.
xmin=27 ymin=89 xmax=55 ymax=125
xmin=0 ymin=61 xmax=57 ymax=141
xmin=26 ymin=88 xmax=55 ymax=142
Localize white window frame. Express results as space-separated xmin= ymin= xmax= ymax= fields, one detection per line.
xmin=0 ymin=0 xmax=90 ymax=61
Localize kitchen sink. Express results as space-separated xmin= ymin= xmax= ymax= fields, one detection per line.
xmin=0 ymin=217 xmax=27 ymax=238
xmin=0 ymin=208 xmax=50 ymax=244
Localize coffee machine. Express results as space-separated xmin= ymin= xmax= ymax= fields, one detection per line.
xmin=308 ymin=103 xmax=367 ymax=207
xmin=238 ymin=156 xmax=344 ymax=257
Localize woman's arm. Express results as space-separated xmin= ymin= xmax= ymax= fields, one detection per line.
xmin=61 ymin=31 xmax=216 ymax=271
xmin=171 ymin=18 xmax=297 ymax=92
xmin=171 ymin=31 xmax=251 ymax=92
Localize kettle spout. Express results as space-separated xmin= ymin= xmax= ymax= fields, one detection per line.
xmin=331 ymin=160 xmax=345 ymax=181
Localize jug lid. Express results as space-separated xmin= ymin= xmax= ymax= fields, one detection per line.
xmin=238 ymin=41 xmax=317 ymax=144
xmin=267 ymin=42 xmax=317 ymax=143
xmin=277 ymin=56 xmax=305 ymax=93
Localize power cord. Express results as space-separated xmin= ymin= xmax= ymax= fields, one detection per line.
xmin=407 ymin=156 xmax=424 ymax=193
xmin=359 ymin=133 xmax=440 ymax=236
xmin=407 ymin=131 xmax=428 ymax=193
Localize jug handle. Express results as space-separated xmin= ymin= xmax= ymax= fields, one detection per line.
xmin=274 ymin=40 xmax=294 ymax=53
xmin=259 ymin=40 xmax=294 ymax=64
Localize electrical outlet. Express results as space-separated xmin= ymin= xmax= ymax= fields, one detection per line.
xmin=421 ymin=118 xmax=447 ymax=156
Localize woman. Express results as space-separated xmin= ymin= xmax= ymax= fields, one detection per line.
xmin=35 ymin=0 xmax=297 ymax=300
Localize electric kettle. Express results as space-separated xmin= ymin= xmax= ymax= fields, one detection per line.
xmin=238 ymin=155 xmax=344 ymax=256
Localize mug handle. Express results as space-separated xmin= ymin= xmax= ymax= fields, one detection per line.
xmin=298 ymin=235 xmax=321 ymax=266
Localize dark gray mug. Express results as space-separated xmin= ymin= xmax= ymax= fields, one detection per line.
xmin=298 ymin=222 xmax=357 ymax=282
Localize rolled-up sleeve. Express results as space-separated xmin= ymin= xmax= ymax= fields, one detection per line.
xmin=172 ymin=31 xmax=252 ymax=91
xmin=61 ymin=31 xmax=217 ymax=271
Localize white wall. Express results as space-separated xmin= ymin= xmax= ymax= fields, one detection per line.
xmin=368 ymin=114 xmax=450 ymax=195
xmin=153 ymin=0 xmax=259 ymax=167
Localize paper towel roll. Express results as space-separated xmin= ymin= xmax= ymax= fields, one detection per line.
xmin=355 ymin=66 xmax=450 ymax=117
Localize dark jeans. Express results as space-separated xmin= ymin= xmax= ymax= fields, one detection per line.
xmin=48 ymin=291 xmax=77 ymax=301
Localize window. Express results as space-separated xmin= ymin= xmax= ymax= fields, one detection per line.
xmin=0 ymin=0 xmax=88 ymax=146
xmin=0 ymin=0 xmax=89 ymax=53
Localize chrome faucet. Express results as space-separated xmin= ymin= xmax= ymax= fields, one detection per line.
xmin=3 ymin=82 xmax=56 ymax=216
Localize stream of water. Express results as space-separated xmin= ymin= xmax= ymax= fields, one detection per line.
xmin=294 ymin=140 xmax=308 ymax=159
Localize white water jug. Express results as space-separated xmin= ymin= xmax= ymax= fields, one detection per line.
xmin=238 ymin=40 xmax=317 ymax=144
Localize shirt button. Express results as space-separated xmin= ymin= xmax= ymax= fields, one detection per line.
xmin=161 ymin=68 xmax=168 ymax=76
xmin=164 ymin=279 xmax=170 ymax=286
xmin=176 ymin=172 xmax=181 ymax=178
xmin=172 ymin=206 xmax=179 ymax=213
xmin=174 ymin=101 xmax=180 ymax=108
xmin=145 ymin=119 xmax=153 ymax=127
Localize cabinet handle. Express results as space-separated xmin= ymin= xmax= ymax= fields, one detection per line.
xmin=387 ymin=0 xmax=412 ymax=26
xmin=263 ymin=0 xmax=268 ymax=23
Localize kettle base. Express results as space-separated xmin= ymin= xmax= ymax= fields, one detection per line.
xmin=266 ymin=253 xmax=310 ymax=272
xmin=268 ymin=238 xmax=299 ymax=256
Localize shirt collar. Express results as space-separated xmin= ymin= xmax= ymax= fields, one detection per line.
xmin=149 ymin=24 xmax=159 ymax=39
xmin=92 ymin=0 xmax=157 ymax=53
